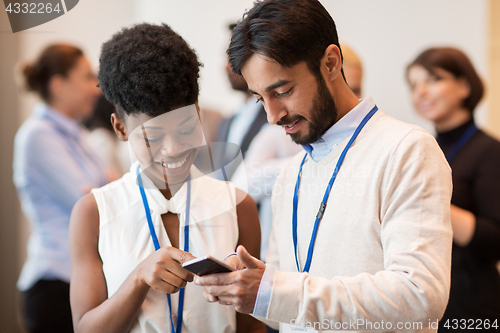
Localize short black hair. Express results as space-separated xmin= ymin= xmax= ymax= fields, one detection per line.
xmin=227 ymin=0 xmax=343 ymax=81
xmin=98 ymin=23 xmax=201 ymax=119
xmin=407 ymin=47 xmax=484 ymax=113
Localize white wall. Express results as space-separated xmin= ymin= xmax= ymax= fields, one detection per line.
xmin=135 ymin=0 xmax=489 ymax=132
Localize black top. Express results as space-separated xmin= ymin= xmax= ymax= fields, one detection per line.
xmin=437 ymin=118 xmax=500 ymax=330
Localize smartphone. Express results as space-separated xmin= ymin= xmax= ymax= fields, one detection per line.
xmin=182 ymin=255 xmax=236 ymax=276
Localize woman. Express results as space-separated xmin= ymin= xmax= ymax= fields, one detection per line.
xmin=13 ymin=44 xmax=107 ymax=332
xmin=69 ymin=23 xmax=264 ymax=333
xmin=407 ymin=47 xmax=500 ymax=330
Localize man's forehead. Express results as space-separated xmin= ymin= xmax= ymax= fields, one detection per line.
xmin=242 ymin=54 xmax=306 ymax=94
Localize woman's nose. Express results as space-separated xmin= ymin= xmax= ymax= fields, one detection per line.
xmin=160 ymin=138 xmax=185 ymax=157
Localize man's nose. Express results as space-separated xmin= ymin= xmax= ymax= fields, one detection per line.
xmin=263 ymin=99 xmax=287 ymax=125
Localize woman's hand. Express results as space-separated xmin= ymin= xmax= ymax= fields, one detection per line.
xmin=134 ymin=246 xmax=196 ymax=294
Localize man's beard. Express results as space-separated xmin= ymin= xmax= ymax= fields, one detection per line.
xmin=278 ymin=75 xmax=337 ymax=145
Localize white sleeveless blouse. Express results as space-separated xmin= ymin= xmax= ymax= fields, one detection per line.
xmin=92 ymin=163 xmax=238 ymax=333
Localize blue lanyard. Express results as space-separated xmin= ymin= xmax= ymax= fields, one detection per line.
xmin=292 ymin=106 xmax=378 ymax=273
xmin=440 ymin=123 xmax=477 ymax=163
xmin=136 ymin=165 xmax=190 ymax=333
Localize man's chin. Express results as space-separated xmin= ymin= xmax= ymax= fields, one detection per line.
xmin=288 ymin=130 xmax=319 ymax=146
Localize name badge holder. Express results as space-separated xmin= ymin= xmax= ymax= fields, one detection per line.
xmin=137 ymin=165 xmax=191 ymax=333
xmin=292 ymin=106 xmax=378 ymax=273
xmin=286 ymin=106 xmax=378 ymax=333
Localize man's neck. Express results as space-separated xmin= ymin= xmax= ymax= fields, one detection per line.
xmin=334 ymin=84 xmax=361 ymax=123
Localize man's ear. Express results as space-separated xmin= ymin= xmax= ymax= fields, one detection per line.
xmin=322 ymin=44 xmax=342 ymax=82
xmin=111 ymin=113 xmax=128 ymax=141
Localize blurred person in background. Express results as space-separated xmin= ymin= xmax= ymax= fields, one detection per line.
xmin=13 ymin=43 xmax=107 ymax=333
xmin=407 ymin=47 xmax=500 ymax=331
xmin=84 ymin=94 xmax=130 ymax=180
xmin=213 ymin=23 xmax=270 ymax=181
xmin=341 ymin=44 xmax=363 ymax=99
xmin=221 ymin=22 xmax=301 ymax=264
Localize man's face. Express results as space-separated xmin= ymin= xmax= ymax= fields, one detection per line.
xmin=124 ymin=105 xmax=204 ymax=187
xmin=241 ymin=54 xmax=337 ymax=145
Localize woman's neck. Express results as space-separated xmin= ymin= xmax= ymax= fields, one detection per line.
xmin=435 ymin=108 xmax=472 ymax=132
xmin=148 ymin=173 xmax=184 ymax=200
xmin=49 ymin=101 xmax=79 ymax=121
xmin=160 ymin=187 xmax=173 ymax=200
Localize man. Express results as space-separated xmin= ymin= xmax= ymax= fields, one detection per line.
xmin=195 ymin=1 xmax=453 ymax=332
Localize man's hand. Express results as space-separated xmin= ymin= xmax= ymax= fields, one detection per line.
xmin=194 ymin=245 xmax=266 ymax=314
xmin=134 ymin=246 xmax=195 ymax=294
xmin=224 ymin=253 xmax=245 ymax=270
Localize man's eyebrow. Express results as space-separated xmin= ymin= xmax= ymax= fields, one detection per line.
xmin=265 ymin=79 xmax=292 ymax=93
xmin=248 ymin=79 xmax=293 ymax=96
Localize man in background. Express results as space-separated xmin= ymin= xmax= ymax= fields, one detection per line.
xmin=216 ymin=23 xmax=301 ymax=260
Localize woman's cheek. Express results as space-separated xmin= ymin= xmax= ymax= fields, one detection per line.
xmin=129 ymin=139 xmax=152 ymax=166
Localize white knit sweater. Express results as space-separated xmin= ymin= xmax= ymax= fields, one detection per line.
xmin=266 ymin=111 xmax=453 ymax=332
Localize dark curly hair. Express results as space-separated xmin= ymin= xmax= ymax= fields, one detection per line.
xmin=98 ymin=23 xmax=202 ymax=119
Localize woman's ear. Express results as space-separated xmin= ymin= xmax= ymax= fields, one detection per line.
xmin=457 ymin=77 xmax=471 ymax=100
xmin=48 ymin=74 xmax=65 ymax=102
xmin=111 ymin=113 xmax=128 ymax=141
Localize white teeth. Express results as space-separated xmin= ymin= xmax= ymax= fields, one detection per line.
xmin=161 ymin=157 xmax=187 ymax=169
xmin=285 ymin=121 xmax=298 ymax=128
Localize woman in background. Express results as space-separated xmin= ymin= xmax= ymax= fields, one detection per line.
xmin=407 ymin=47 xmax=500 ymax=330
xmin=13 ymin=44 xmax=107 ymax=333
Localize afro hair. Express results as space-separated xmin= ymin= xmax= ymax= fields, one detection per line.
xmin=98 ymin=23 xmax=202 ymax=118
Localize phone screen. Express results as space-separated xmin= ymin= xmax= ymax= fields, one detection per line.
xmin=182 ymin=256 xmax=236 ymax=276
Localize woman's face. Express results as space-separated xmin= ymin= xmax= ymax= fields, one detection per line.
xmin=126 ymin=105 xmax=205 ymax=188
xmin=54 ymin=56 xmax=101 ymax=120
xmin=407 ymin=65 xmax=470 ymax=126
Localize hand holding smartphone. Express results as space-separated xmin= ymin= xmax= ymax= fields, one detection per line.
xmin=182 ymin=255 xmax=236 ymax=276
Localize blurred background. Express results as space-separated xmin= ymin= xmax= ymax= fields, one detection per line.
xmin=1 ymin=0 xmax=499 ymax=331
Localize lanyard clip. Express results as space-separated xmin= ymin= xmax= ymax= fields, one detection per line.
xmin=316 ymin=202 xmax=326 ymax=220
